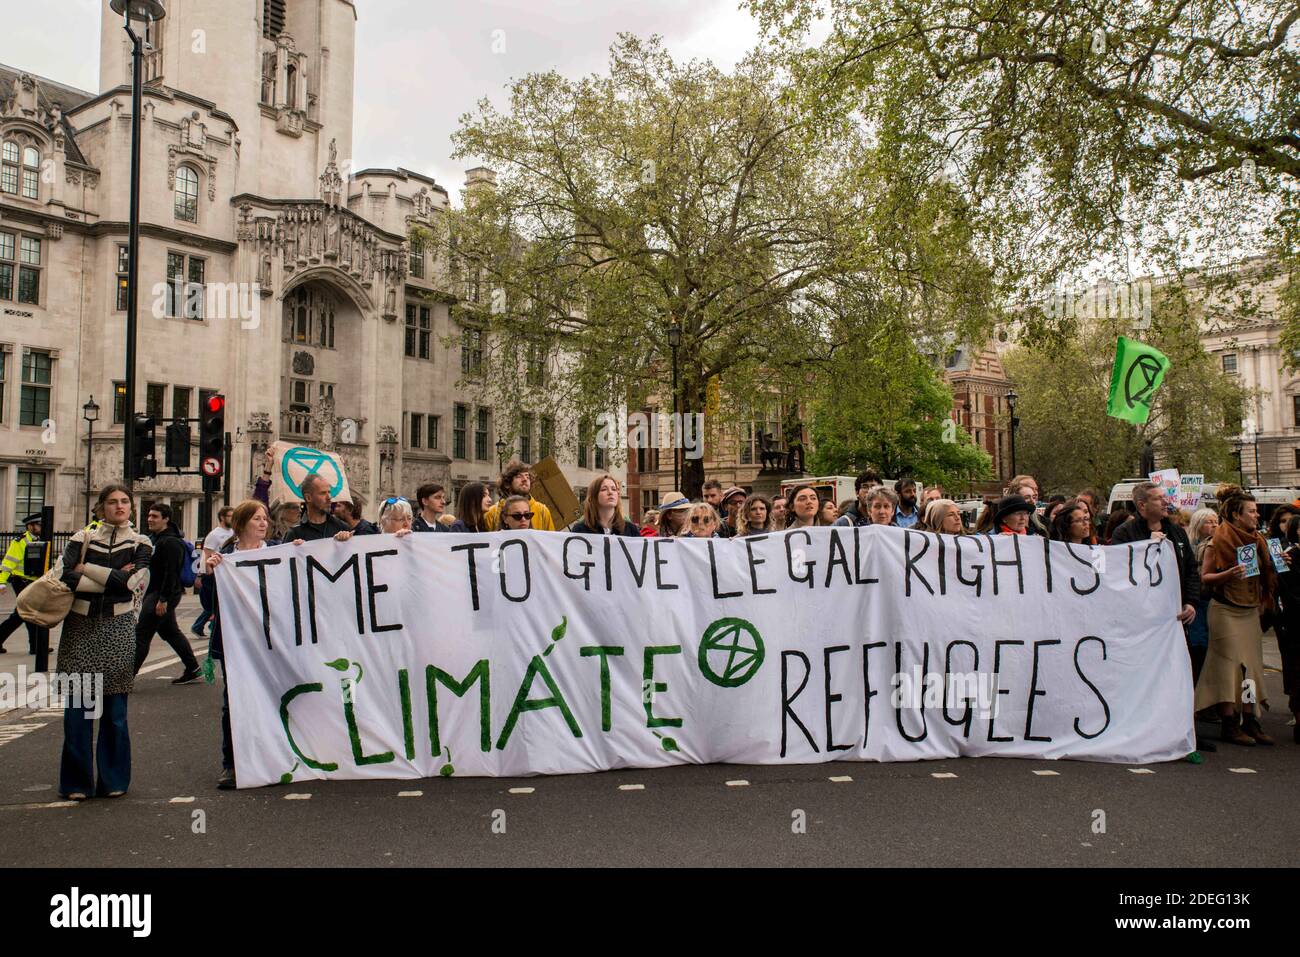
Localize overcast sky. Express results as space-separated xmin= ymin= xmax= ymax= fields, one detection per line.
xmin=0 ymin=0 xmax=772 ymax=199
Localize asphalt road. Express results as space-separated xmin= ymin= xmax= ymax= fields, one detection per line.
xmin=2 ymin=596 xmax=1298 ymax=867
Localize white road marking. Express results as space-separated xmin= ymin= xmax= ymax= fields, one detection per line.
xmin=618 ymin=784 xmax=644 ymax=791
xmin=931 ymin=772 xmax=958 ymax=779
xmin=508 ymin=787 xmax=534 ymax=794
xmin=725 ymin=779 xmax=749 ymax=787
xmin=1127 ymin=768 xmax=1156 ymax=774
xmin=1032 ymin=770 xmax=1060 ymax=776
xmin=397 ymin=790 xmax=423 ymax=797
xmin=1228 ymin=767 xmax=1257 ymax=774
xmin=828 ymin=775 xmax=853 ymax=783
xmin=0 ymin=800 xmax=79 ymax=811
xmin=283 ymin=792 xmax=312 ymax=800
xmin=136 ymin=642 xmax=210 ymax=677
xmin=169 ymin=796 xmax=196 ymax=804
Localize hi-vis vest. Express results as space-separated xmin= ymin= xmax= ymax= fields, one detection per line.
xmin=0 ymin=531 xmax=36 ymax=585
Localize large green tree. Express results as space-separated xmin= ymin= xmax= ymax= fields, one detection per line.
xmin=752 ymin=0 xmax=1298 ymax=336
xmin=805 ymin=323 xmax=993 ymax=488
xmin=1003 ymin=297 xmax=1249 ymax=494
xmin=447 ymin=35 xmax=996 ymax=496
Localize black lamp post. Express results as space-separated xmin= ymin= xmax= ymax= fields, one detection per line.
xmin=1005 ymin=389 xmax=1019 ymax=479
xmin=668 ymin=323 xmax=682 ymax=491
xmin=83 ymin=396 xmax=100 ymax=525
xmin=110 ymin=0 xmax=165 ymax=493
xmin=495 ymin=437 xmax=507 ymax=473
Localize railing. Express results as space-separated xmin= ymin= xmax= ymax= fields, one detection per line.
xmin=0 ymin=531 xmax=77 ymax=566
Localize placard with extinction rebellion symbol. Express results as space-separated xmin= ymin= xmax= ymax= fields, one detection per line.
xmin=1106 ymin=336 xmax=1170 ymax=424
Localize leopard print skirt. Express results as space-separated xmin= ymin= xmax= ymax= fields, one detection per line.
xmin=56 ymin=610 xmax=138 ymax=696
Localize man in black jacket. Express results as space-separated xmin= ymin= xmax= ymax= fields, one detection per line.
xmin=1111 ymin=481 xmax=1209 ymax=751
xmin=286 ymin=473 xmax=350 ymax=541
xmin=134 ymin=504 xmax=201 ymax=682
xmin=1110 ymin=483 xmax=1200 ymax=618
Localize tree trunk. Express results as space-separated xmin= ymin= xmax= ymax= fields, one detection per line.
xmin=681 ymin=373 xmax=708 ymax=500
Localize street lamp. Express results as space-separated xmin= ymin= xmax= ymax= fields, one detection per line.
xmin=109 ymin=0 xmax=166 ymax=493
xmin=1242 ymin=419 xmax=1261 ymax=487
xmin=495 ymin=437 xmax=507 ymax=473
xmin=1005 ymin=389 xmax=1018 ymax=479
xmin=83 ymin=396 xmax=100 ymax=526
xmin=667 ymin=323 xmax=682 ymax=491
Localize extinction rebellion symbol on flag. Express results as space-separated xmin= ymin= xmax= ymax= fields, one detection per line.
xmin=1107 ymin=335 xmax=1170 ymax=425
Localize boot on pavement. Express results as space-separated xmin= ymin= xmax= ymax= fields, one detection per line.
xmin=1241 ymin=714 xmax=1274 ymax=746
xmin=1220 ymin=714 xmax=1255 ymax=746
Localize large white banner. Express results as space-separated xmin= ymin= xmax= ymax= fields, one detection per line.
xmin=215 ymin=527 xmax=1194 ymax=787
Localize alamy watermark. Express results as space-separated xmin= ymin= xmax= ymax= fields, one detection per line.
xmin=1039 ymin=279 xmax=1152 ymax=328
xmin=151 ymin=279 xmax=262 ymax=329
xmin=891 ymin=666 xmax=1001 ymax=719
xmin=0 ymin=667 xmax=103 ymax=718
xmin=595 ymin=408 xmax=705 ymax=460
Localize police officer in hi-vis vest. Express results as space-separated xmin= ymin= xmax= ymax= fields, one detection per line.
xmin=0 ymin=513 xmax=43 ymax=654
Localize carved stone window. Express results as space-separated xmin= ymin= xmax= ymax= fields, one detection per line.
xmin=174 ymin=165 xmax=199 ymax=222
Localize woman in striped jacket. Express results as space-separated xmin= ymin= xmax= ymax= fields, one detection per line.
xmin=55 ymin=484 xmax=152 ymax=800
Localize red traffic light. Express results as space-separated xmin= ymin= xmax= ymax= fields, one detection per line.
xmin=206 ymin=394 xmax=225 ymax=414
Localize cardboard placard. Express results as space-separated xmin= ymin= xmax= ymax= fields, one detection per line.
xmin=530 ymin=455 xmax=581 ymax=526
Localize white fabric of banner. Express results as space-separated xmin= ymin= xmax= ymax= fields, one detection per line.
xmin=215 ymin=526 xmax=1195 ymax=787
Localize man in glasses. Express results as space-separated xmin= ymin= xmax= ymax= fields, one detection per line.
xmin=499 ymin=495 xmax=534 ymax=532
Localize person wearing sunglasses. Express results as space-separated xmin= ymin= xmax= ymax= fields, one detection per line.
xmin=570 ymin=474 xmax=639 ymax=536
xmin=498 ymin=495 xmax=535 ymax=532
xmin=683 ymin=502 xmax=721 ymax=538
xmin=483 ymin=460 xmax=556 ymax=531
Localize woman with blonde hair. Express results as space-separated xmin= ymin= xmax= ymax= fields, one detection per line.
xmin=924 ymin=499 xmax=964 ymax=535
xmin=683 ymin=501 xmax=721 ymax=538
xmin=571 ymin=474 xmax=639 ymax=535
xmin=1183 ymin=506 xmax=1220 ymax=691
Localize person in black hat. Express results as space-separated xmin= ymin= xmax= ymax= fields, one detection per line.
xmin=0 ymin=513 xmax=43 ymax=654
xmin=989 ymin=495 xmax=1034 ymax=535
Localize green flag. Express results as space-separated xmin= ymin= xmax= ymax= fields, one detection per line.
xmin=1107 ymin=336 xmax=1169 ymax=424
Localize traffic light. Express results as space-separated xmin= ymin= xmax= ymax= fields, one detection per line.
xmin=131 ymin=414 xmax=156 ymax=480
xmin=200 ymin=393 xmax=225 ymax=479
xmin=164 ymin=420 xmax=191 ymax=469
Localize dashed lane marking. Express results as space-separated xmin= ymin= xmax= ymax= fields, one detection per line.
xmin=508 ymin=787 xmax=534 ymax=794
xmin=828 ymin=775 xmax=853 ymax=783
xmin=618 ymin=784 xmax=645 ymax=791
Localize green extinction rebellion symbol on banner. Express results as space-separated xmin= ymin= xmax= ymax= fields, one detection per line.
xmin=281 ymin=446 xmax=345 ymax=498
xmin=697 ymin=617 xmax=765 ymax=688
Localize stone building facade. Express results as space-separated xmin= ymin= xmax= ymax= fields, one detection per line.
xmin=0 ymin=0 xmax=619 ymax=533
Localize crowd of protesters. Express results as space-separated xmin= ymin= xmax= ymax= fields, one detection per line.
xmin=10 ymin=454 xmax=1300 ymax=800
